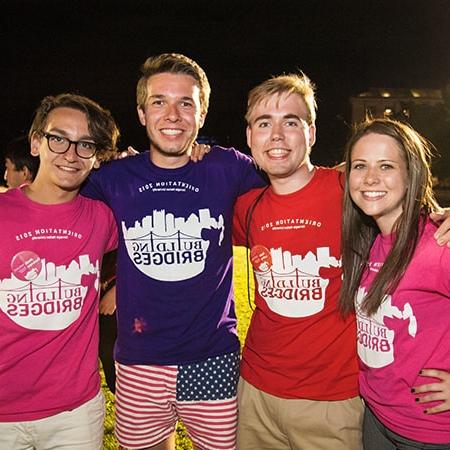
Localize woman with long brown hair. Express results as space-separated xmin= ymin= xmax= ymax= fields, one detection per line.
xmin=340 ymin=118 xmax=450 ymax=449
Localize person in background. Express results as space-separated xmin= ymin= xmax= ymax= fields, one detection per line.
xmin=0 ymin=93 xmax=119 ymax=450
xmin=339 ymin=118 xmax=450 ymax=449
xmin=3 ymin=135 xmax=40 ymax=188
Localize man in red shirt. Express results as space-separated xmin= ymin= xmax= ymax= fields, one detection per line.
xmin=233 ymin=73 xmax=363 ymax=450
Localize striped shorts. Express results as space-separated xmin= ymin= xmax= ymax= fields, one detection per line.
xmin=115 ymin=351 xmax=239 ymax=450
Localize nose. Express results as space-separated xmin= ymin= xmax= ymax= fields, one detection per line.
xmin=270 ymin=123 xmax=284 ymax=141
xmin=64 ymin=142 xmax=79 ymax=161
xmin=364 ymin=166 xmax=379 ymax=185
xmin=165 ymin=103 xmax=181 ymax=122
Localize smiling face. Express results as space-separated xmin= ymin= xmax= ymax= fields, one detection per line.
xmin=349 ymin=132 xmax=409 ymax=235
xmin=30 ymin=107 xmax=99 ymax=203
xmin=246 ymin=92 xmax=316 ymax=193
xmin=137 ymin=72 xmax=206 ymax=168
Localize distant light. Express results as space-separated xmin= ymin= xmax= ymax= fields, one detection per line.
xmin=411 ymin=90 xmax=421 ymax=98
xmin=381 ymin=91 xmax=391 ymax=98
xmin=384 ymin=108 xmax=393 ymax=116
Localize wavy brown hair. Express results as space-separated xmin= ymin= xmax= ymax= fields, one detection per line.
xmin=339 ymin=118 xmax=439 ymax=316
xmin=29 ymin=93 xmax=120 ymax=162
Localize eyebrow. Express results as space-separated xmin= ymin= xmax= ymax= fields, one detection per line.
xmin=351 ymin=158 xmax=398 ymax=163
xmin=253 ymin=113 xmax=303 ymax=123
xmin=46 ymin=127 xmax=95 ymax=142
xmin=148 ymin=94 xmax=194 ymax=102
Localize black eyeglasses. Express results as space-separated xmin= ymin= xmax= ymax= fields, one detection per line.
xmin=41 ymin=132 xmax=98 ymax=159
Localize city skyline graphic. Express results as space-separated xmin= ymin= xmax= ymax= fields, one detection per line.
xmin=254 ymin=246 xmax=339 ymax=318
xmin=0 ymin=254 xmax=98 ymax=330
xmin=122 ymin=208 xmax=225 ymax=281
xmin=356 ymin=287 xmax=417 ymax=368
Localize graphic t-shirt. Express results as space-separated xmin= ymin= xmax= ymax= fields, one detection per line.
xmin=233 ymin=167 xmax=358 ymax=400
xmin=82 ymin=147 xmax=264 ymax=365
xmin=0 ymin=188 xmax=117 ymax=421
xmin=358 ymin=219 xmax=450 ymax=444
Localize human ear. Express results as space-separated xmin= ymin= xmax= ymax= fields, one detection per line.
xmin=198 ymin=110 xmax=207 ymax=129
xmin=30 ymin=133 xmax=41 ymax=157
xmin=21 ymin=166 xmax=33 ymax=182
xmin=246 ymin=126 xmax=253 ymax=149
xmin=137 ymin=106 xmax=146 ymax=126
xmin=308 ymin=125 xmax=316 ymax=147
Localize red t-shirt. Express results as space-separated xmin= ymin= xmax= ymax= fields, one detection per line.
xmin=233 ymin=167 xmax=358 ymax=400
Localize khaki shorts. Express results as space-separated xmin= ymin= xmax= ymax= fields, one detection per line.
xmin=0 ymin=390 xmax=104 ymax=450
xmin=237 ymin=377 xmax=363 ymax=450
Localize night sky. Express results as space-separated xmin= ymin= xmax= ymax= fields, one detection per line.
xmin=2 ymin=0 xmax=449 ymax=167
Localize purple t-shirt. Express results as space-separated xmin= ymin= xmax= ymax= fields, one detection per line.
xmin=83 ymin=147 xmax=264 ymax=365
xmin=357 ymin=219 xmax=450 ymax=443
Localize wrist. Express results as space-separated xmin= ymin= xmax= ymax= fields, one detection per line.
xmin=101 ymin=276 xmax=116 ymax=294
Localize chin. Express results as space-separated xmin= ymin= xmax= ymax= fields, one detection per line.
xmin=159 ymin=145 xmax=191 ymax=157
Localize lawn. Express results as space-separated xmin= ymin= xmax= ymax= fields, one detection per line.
xmin=102 ymin=246 xmax=254 ymax=449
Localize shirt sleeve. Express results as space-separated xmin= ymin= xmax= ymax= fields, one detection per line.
xmin=80 ymin=166 xmax=110 ymax=204
xmin=105 ymin=207 xmax=118 ymax=252
xmin=233 ymin=194 xmax=248 ymax=247
xmin=438 ymin=246 xmax=450 ymax=295
xmin=233 ymin=149 xmax=267 ymax=196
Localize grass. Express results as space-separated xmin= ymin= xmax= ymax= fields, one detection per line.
xmin=102 ymin=246 xmax=254 ymax=449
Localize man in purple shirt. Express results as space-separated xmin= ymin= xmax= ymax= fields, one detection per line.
xmin=83 ymin=53 xmax=264 ymax=450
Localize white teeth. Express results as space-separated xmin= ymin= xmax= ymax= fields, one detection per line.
xmin=161 ymin=129 xmax=182 ymax=136
xmin=58 ymin=166 xmax=78 ymax=172
xmin=267 ymin=148 xmax=288 ymax=156
xmin=363 ymin=191 xmax=385 ymax=198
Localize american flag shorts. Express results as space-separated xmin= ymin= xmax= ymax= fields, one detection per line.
xmin=115 ymin=351 xmax=239 ymax=450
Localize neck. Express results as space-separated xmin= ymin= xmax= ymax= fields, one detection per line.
xmin=149 ymin=147 xmax=190 ymax=169
xmin=270 ymin=161 xmax=315 ymax=195
xmin=23 ymin=180 xmax=78 ymax=205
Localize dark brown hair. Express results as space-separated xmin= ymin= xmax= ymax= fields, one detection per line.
xmin=29 ymin=93 xmax=120 ymax=161
xmin=339 ymin=118 xmax=439 ymax=316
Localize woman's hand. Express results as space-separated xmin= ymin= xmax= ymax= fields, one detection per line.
xmin=412 ymin=368 xmax=450 ymax=414
xmin=431 ymin=208 xmax=450 ymax=247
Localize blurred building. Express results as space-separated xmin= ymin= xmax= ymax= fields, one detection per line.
xmin=350 ymin=88 xmax=443 ymax=123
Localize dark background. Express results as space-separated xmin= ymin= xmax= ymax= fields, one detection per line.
xmin=2 ymin=0 xmax=449 ymax=168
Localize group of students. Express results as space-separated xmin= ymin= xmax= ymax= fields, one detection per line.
xmin=0 ymin=52 xmax=449 ymax=450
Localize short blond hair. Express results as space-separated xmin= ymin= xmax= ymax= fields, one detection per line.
xmin=136 ymin=53 xmax=210 ymax=115
xmin=246 ymin=73 xmax=317 ymax=125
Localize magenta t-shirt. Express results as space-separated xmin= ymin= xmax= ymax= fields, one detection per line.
xmin=357 ymin=219 xmax=450 ymax=443
xmin=0 ymin=188 xmax=117 ymax=421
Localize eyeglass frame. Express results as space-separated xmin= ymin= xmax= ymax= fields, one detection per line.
xmin=40 ymin=132 xmax=99 ymax=159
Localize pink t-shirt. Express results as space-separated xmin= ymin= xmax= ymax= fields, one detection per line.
xmin=358 ymin=219 xmax=450 ymax=443
xmin=0 ymin=188 xmax=117 ymax=421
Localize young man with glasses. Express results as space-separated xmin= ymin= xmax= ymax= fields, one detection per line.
xmin=0 ymin=93 xmax=119 ymax=449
